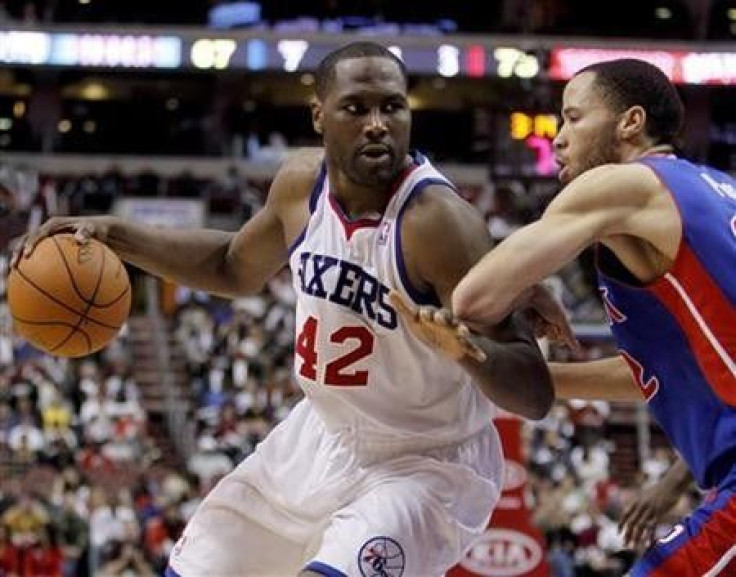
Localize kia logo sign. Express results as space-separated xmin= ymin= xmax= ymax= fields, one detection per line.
xmin=461 ymin=529 xmax=543 ymax=577
xmin=503 ymin=460 xmax=527 ymax=492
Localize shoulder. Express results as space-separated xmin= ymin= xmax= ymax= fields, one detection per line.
xmin=401 ymin=182 xmax=487 ymax=239
xmin=549 ymin=162 xmax=664 ymax=215
xmin=267 ymin=147 xmax=324 ymax=207
xmin=400 ymin=183 xmax=492 ymax=290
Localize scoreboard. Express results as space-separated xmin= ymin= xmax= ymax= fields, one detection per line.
xmin=2 ymin=27 xmax=736 ymax=86
xmin=0 ymin=29 xmax=540 ymax=79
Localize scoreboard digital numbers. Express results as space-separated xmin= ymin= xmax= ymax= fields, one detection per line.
xmin=2 ymin=28 xmax=736 ymax=86
xmin=0 ymin=29 xmax=541 ymax=79
xmin=493 ymin=112 xmax=559 ymax=178
xmin=185 ymin=37 xmax=541 ymax=79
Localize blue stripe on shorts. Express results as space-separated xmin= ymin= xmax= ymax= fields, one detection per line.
xmin=304 ymin=560 xmax=348 ymax=577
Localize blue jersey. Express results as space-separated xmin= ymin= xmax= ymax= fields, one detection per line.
xmin=596 ymin=156 xmax=736 ymax=488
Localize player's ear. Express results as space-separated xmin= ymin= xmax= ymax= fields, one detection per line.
xmin=619 ymin=105 xmax=646 ymax=141
xmin=311 ymin=98 xmax=323 ymax=135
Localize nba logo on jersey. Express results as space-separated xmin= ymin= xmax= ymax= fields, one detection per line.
xmin=358 ymin=536 xmax=405 ymax=577
xmin=378 ymin=220 xmax=392 ymax=245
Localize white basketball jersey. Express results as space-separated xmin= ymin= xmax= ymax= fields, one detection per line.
xmin=288 ymin=152 xmax=495 ymax=444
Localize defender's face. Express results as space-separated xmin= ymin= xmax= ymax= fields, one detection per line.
xmin=313 ymin=56 xmax=411 ymax=188
xmin=553 ymin=71 xmax=621 ymax=184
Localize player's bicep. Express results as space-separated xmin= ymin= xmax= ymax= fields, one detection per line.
xmin=544 ymin=163 xmax=660 ymax=239
xmin=457 ymin=164 xmax=655 ymax=303
xmin=450 ymin=173 xmax=630 ymax=326
xmin=225 ymin=198 xmax=289 ymax=295
xmin=408 ymin=190 xmax=494 ymax=308
xmin=225 ymin=151 xmax=318 ymax=294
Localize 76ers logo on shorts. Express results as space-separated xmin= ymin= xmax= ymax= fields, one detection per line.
xmin=358 ymin=536 xmax=405 ymax=577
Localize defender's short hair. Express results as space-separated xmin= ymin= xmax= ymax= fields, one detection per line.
xmin=577 ymin=58 xmax=684 ymax=146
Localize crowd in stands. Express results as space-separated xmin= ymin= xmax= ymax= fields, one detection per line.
xmin=526 ymin=398 xmax=696 ymax=576
xmin=0 ymin=161 xmax=686 ymax=577
xmin=0 ymin=258 xmax=198 ymax=576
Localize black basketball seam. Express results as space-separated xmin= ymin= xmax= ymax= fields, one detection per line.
xmin=13 ymin=267 xmax=122 ymax=330
xmin=10 ymin=315 xmax=85 ymax=329
xmin=53 ymin=234 xmax=129 ymax=309
xmin=84 ymin=285 xmax=130 ymax=325
xmin=48 ymin=323 xmax=92 ymax=354
xmin=52 ymin=236 xmax=100 ymax=306
xmin=92 ymin=273 xmax=131 ymax=307
xmin=89 ymin=284 xmax=130 ymax=309
xmin=67 ymin=243 xmax=108 ymax=354
xmin=50 ymin=234 xmax=100 ymax=354
xmin=92 ymin=286 xmax=130 ymax=308
xmin=10 ymin=315 xmax=94 ymax=353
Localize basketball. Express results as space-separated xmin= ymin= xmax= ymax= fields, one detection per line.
xmin=7 ymin=233 xmax=131 ymax=358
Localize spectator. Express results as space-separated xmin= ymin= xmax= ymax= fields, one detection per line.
xmin=54 ymin=491 xmax=88 ymax=577
xmin=2 ymin=492 xmax=49 ymax=547
xmin=0 ymin=524 xmax=20 ymax=576
xmin=22 ymin=524 xmax=63 ymax=577
xmin=98 ymin=540 xmax=155 ymax=577
xmin=77 ymin=440 xmax=115 ymax=475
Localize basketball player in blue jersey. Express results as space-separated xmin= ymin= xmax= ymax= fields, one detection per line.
xmin=411 ymin=59 xmax=736 ymax=576
xmin=13 ymin=42 xmax=558 ymax=576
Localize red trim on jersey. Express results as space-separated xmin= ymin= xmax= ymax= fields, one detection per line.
xmin=647 ymin=493 xmax=736 ymax=576
xmin=649 ymin=244 xmax=736 ymax=407
xmin=328 ymin=194 xmax=382 ymax=241
xmin=328 ymin=162 xmax=419 ymax=242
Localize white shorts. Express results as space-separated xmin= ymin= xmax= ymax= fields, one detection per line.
xmin=168 ymin=399 xmax=503 ymax=577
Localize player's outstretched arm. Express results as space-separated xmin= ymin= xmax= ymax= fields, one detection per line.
xmin=452 ymin=163 xmax=661 ymax=326
xmin=11 ymin=150 xmax=320 ymax=298
xmin=397 ymin=185 xmax=553 ymax=420
xmin=549 ymin=356 xmax=643 ymax=402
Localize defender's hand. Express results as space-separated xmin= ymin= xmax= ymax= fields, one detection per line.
xmin=10 ymin=216 xmax=111 ymax=268
xmin=390 ymin=290 xmax=486 ymax=363
xmin=619 ymin=485 xmax=680 ymax=549
xmin=526 ymin=284 xmax=580 ymax=351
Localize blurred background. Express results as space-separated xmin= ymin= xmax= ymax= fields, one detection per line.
xmin=0 ymin=0 xmax=733 ymax=575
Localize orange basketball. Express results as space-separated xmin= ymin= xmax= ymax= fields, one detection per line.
xmin=7 ymin=234 xmax=131 ymax=358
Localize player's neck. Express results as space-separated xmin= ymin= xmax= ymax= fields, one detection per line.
xmin=330 ymin=182 xmax=393 ymax=220
xmin=635 ymin=143 xmax=676 ymax=160
xmin=329 ymin=157 xmax=413 ymax=219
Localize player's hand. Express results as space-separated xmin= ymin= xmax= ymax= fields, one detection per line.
xmin=619 ymin=485 xmax=680 ymax=550
xmin=10 ymin=216 xmax=112 ymax=268
xmin=525 ymin=284 xmax=580 ymax=351
xmin=389 ymin=290 xmax=486 ymax=363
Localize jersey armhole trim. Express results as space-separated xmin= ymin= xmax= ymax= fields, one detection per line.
xmin=287 ymin=162 xmax=327 ymax=257
xmin=634 ymin=158 xmax=687 ymax=285
xmin=394 ymin=177 xmax=455 ymax=306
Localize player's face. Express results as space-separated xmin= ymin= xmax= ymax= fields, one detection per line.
xmin=313 ymin=56 xmax=411 ymax=188
xmin=553 ymin=71 xmax=621 ymax=184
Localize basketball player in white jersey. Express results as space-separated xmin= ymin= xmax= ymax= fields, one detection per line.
xmin=14 ymin=42 xmax=555 ymax=577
